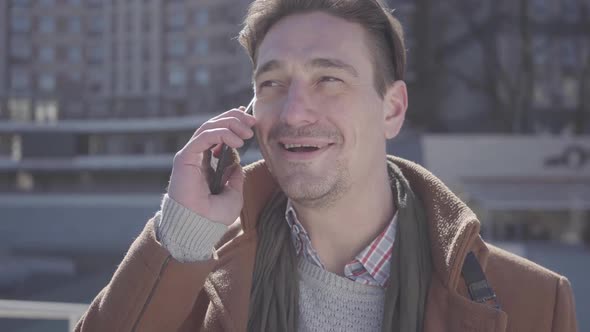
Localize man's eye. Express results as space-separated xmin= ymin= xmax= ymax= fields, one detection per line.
xmin=319 ymin=76 xmax=342 ymax=83
xmin=259 ymin=81 xmax=279 ymax=88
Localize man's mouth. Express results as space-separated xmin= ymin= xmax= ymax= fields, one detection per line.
xmin=280 ymin=143 xmax=327 ymax=153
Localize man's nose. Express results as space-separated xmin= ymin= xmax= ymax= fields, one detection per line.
xmin=279 ymin=82 xmax=317 ymax=126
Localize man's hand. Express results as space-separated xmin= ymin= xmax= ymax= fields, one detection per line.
xmin=167 ymin=107 xmax=256 ymax=226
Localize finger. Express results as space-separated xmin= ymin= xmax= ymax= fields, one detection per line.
xmin=193 ymin=117 xmax=254 ymax=140
xmin=210 ymin=109 xmax=256 ymax=126
xmin=212 ymin=144 xmax=223 ymax=158
xmin=180 ymin=129 xmax=244 ymax=159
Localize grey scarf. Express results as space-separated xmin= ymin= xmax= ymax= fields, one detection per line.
xmin=248 ymin=158 xmax=432 ymax=331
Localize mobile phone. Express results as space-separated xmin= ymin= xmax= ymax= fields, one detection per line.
xmin=209 ymin=98 xmax=255 ymax=195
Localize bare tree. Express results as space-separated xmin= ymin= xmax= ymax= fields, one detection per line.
xmin=406 ymin=0 xmax=448 ymax=131
xmin=440 ymin=0 xmax=536 ymax=133
xmin=576 ymin=0 xmax=590 ymax=135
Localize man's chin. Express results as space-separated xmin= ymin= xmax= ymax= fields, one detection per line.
xmin=279 ymin=176 xmax=324 ymax=196
xmin=278 ymin=176 xmax=346 ymax=208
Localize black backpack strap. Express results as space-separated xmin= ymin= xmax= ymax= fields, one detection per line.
xmin=462 ymin=251 xmax=501 ymax=310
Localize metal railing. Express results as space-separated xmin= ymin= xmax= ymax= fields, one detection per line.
xmin=0 ymin=299 xmax=88 ymax=331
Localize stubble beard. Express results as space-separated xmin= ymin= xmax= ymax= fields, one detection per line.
xmin=278 ymin=159 xmax=351 ymax=209
xmin=262 ymin=122 xmax=349 ymax=208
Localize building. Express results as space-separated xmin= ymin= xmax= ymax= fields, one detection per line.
xmin=0 ymin=0 xmax=253 ymax=121
xmin=0 ymin=2 xmax=255 ymax=323
xmin=0 ymin=0 xmax=256 ymax=194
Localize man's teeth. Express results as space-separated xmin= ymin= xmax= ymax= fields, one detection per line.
xmin=283 ymin=144 xmax=323 ymax=149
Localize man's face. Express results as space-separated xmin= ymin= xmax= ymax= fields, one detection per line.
xmin=253 ymin=12 xmax=405 ymax=207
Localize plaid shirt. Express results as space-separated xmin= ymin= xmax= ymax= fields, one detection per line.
xmin=286 ymin=201 xmax=397 ymax=288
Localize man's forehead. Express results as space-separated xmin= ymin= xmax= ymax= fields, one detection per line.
xmin=255 ymin=12 xmax=371 ymax=73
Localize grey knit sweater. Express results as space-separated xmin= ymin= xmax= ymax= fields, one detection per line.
xmin=157 ymin=195 xmax=386 ymax=331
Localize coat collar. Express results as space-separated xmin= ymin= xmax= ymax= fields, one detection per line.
xmin=239 ymin=156 xmax=487 ymax=288
xmin=206 ymin=156 xmax=506 ymax=331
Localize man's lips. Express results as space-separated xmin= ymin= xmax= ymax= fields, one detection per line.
xmin=278 ymin=138 xmax=334 ymax=151
xmin=274 ymin=140 xmax=336 ymax=161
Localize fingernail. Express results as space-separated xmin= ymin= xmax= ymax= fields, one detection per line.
xmin=212 ymin=145 xmax=222 ymax=158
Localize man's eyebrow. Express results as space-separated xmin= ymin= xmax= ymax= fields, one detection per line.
xmin=307 ymin=58 xmax=359 ymax=77
xmin=253 ymin=60 xmax=283 ymax=82
xmin=252 ymin=58 xmax=359 ymax=83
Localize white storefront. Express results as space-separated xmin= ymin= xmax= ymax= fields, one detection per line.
xmin=422 ymin=135 xmax=590 ymax=244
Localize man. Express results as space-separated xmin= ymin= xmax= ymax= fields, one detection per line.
xmin=76 ymin=0 xmax=578 ymax=331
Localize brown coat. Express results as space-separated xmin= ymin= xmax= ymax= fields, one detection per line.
xmin=76 ymin=158 xmax=578 ymax=332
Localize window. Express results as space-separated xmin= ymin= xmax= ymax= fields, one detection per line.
xmin=561 ymin=39 xmax=578 ymax=68
xmin=85 ymin=0 xmax=102 ymax=7
xmin=8 ymin=98 xmax=32 ymax=122
xmin=195 ymin=9 xmax=208 ymax=26
xmin=142 ymin=72 xmax=151 ymax=91
xmin=67 ymin=46 xmax=82 ymax=63
xmin=143 ymin=12 xmax=153 ymax=32
xmin=530 ymin=0 xmax=549 ymax=19
xmin=10 ymin=0 xmax=31 ymax=8
xmin=142 ymin=44 xmax=151 ymax=62
xmin=533 ymin=81 xmax=551 ymax=108
xmin=168 ymin=11 xmax=186 ymax=30
xmin=89 ymin=15 xmax=105 ymax=33
xmin=67 ymin=0 xmax=82 ymax=6
xmin=167 ymin=37 xmax=187 ymax=57
xmin=39 ymin=16 xmax=56 ymax=33
xmin=12 ymin=135 xmax=23 ymax=161
xmin=38 ymin=73 xmax=56 ymax=91
xmin=67 ymin=71 xmax=82 ymax=82
xmin=10 ymin=38 xmax=32 ymax=58
xmin=168 ymin=66 xmax=187 ymax=86
xmin=16 ymin=172 xmax=34 ymax=191
xmin=562 ymin=76 xmax=579 ymax=109
xmin=194 ymin=39 xmax=208 ymax=56
xmin=10 ymin=69 xmax=30 ymax=91
xmin=88 ymin=45 xmax=104 ymax=63
xmin=88 ymin=135 xmax=106 ymax=155
xmin=562 ymin=0 xmax=579 ymax=22
xmin=195 ymin=67 xmax=209 ymax=86
xmin=10 ymin=15 xmax=31 ymax=33
xmin=39 ymin=0 xmax=55 ymax=6
xmin=35 ymin=100 xmax=59 ymax=123
xmin=68 ymin=17 xmax=82 ymax=34
xmin=532 ymin=36 xmax=548 ymax=66
xmin=39 ymin=46 xmax=55 ymax=63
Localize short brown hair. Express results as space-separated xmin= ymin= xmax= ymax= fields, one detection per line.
xmin=238 ymin=0 xmax=406 ymax=97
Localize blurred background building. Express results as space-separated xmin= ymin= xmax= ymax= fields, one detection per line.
xmin=0 ymin=0 xmax=588 ymax=330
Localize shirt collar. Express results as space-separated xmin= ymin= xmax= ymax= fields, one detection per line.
xmin=285 ymin=199 xmax=397 ymax=287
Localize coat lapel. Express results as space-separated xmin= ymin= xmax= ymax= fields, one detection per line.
xmin=203 ymin=161 xmax=279 ymax=331
xmin=393 ymin=157 xmax=507 ymax=331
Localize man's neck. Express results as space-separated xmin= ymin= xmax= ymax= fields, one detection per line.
xmin=291 ymin=165 xmax=395 ymax=275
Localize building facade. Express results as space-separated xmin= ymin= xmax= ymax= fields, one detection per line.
xmin=0 ymin=0 xmax=253 ymax=122
xmin=0 ymin=0 xmax=254 ymax=196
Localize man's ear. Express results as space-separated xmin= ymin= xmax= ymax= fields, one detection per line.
xmin=382 ymin=80 xmax=408 ymax=139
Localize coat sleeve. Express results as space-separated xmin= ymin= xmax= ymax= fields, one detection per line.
xmin=75 ymin=213 xmax=219 ymax=332
xmin=551 ymin=276 xmax=578 ymax=332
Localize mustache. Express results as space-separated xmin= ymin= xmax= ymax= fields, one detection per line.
xmin=268 ymin=123 xmax=343 ymax=142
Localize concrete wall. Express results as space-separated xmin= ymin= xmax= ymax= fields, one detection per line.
xmin=0 ymin=195 xmax=161 ymax=253
xmin=422 ymin=135 xmax=590 ymax=185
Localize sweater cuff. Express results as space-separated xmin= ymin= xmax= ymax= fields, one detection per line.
xmin=157 ymin=194 xmax=228 ymax=263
